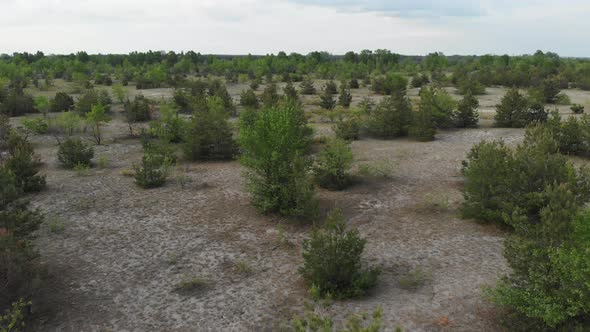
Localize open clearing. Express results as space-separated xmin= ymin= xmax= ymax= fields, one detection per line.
xmin=15 ymin=83 xmax=590 ymax=331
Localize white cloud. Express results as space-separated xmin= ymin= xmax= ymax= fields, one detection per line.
xmin=0 ymin=0 xmax=589 ymax=56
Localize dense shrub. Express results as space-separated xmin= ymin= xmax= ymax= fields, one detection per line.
xmin=3 ymin=132 xmax=46 ymax=193
xmin=334 ymin=114 xmax=361 ymax=141
xmin=124 ymin=95 xmax=152 ymax=122
xmin=0 ymin=89 xmax=36 ymax=116
xmin=371 ymin=73 xmax=408 ymax=95
xmin=240 ymin=89 xmax=259 ymax=109
xmin=76 ymin=89 xmax=111 ymax=114
xmin=338 ymin=84 xmax=352 ymax=108
xmin=283 ymin=82 xmax=299 ymax=103
xmin=85 ymin=104 xmax=111 ymax=145
xmin=94 ymin=74 xmax=113 ymax=86
xmin=461 ymin=134 xmax=590 ymax=226
xmin=534 ymin=76 xmax=561 ymax=104
xmin=183 ymin=97 xmax=236 ymax=161
xmin=489 ymin=187 xmax=590 ymax=330
xmin=207 ymin=79 xmax=235 ymax=115
xmin=313 ymin=138 xmax=354 ymax=190
xmin=261 ymin=83 xmax=280 ymax=108
xmin=300 ymin=209 xmax=380 ymax=299
xmin=299 ymin=78 xmax=316 ymax=95
xmin=319 ymin=88 xmax=336 ymax=110
xmin=544 ymin=111 xmax=590 ymax=156
xmin=418 ymin=87 xmax=456 ymax=129
xmin=349 ymin=78 xmax=359 ymax=89
xmin=457 ymin=77 xmax=485 ymax=96
xmin=57 ymin=137 xmax=94 ymax=169
xmin=238 ymin=104 xmax=317 ymax=219
xmin=21 ymin=118 xmax=48 ymax=134
xmin=409 ymin=100 xmax=436 ymax=142
xmin=0 ymin=168 xmax=44 ymax=321
xmin=455 ymin=92 xmax=479 ymax=128
xmin=49 ymin=92 xmax=74 ymax=112
xmin=148 ymin=104 xmax=187 ymax=143
xmin=494 ymin=88 xmax=547 ymax=128
xmin=571 ymin=103 xmax=585 ymax=114
xmin=324 ymin=80 xmax=337 ymax=95
xmin=134 ymin=148 xmax=173 ymax=189
xmin=366 ymin=94 xmax=412 ymax=138
xmin=410 ymin=73 xmax=430 ymax=88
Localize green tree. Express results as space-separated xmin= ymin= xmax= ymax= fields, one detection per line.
xmin=338 ymin=84 xmax=352 ymax=108
xmin=261 ymin=83 xmax=280 ymax=108
xmin=299 ymin=77 xmax=316 ymax=95
xmin=367 ymin=94 xmax=412 ymax=138
xmin=49 ymin=92 xmax=74 ymax=112
xmin=34 ymin=96 xmax=49 ymax=117
xmin=455 ymin=92 xmax=479 ymax=128
xmin=111 ymin=83 xmax=128 ymax=104
xmin=85 ymin=103 xmax=111 ymax=145
xmin=319 ymin=88 xmax=336 ymax=110
xmin=240 ymin=88 xmax=259 ymax=109
xmin=238 ymin=104 xmax=317 ymax=219
xmin=313 ymin=138 xmax=354 ymax=190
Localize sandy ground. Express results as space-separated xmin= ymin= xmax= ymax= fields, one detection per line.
xmin=10 ymin=83 xmax=590 ymax=331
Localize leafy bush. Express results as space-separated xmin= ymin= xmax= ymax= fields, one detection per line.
xmin=410 ymin=73 xmax=430 ymax=88
xmin=76 ymin=89 xmax=111 ymax=114
xmin=544 ymin=111 xmax=590 ymax=156
xmin=349 ymin=78 xmax=360 ymax=89
xmin=461 ymin=134 xmax=590 ymax=227
xmin=371 ymin=73 xmax=408 ymax=95
xmin=366 ymin=94 xmax=412 ymax=138
xmin=133 ymin=149 xmax=173 ymax=189
xmin=124 ymin=95 xmax=152 ymax=122
xmin=21 ymin=118 xmax=48 ymax=134
xmin=240 ymin=88 xmax=259 ymax=109
xmin=313 ymin=138 xmax=354 ymax=190
xmin=148 ymin=104 xmax=186 ymax=143
xmin=418 ymin=87 xmax=456 ymax=129
xmin=571 ymin=103 xmax=585 ymax=114
xmin=238 ymin=104 xmax=317 ymax=219
xmin=534 ymin=76 xmax=561 ymax=104
xmin=289 ymin=304 xmax=383 ymax=332
xmin=489 ymin=190 xmax=590 ymax=330
xmin=457 ymin=77 xmax=486 ymax=96
xmin=334 ymin=114 xmax=361 ymax=141
xmin=57 ymin=137 xmax=94 ymax=169
xmin=455 ymin=92 xmax=479 ymax=128
xmin=183 ymin=97 xmax=236 ymax=161
xmin=495 ymin=88 xmax=547 ymax=128
xmin=0 ymin=89 xmax=36 ymax=116
xmin=85 ymin=104 xmax=111 ymax=145
xmin=49 ymin=92 xmax=74 ymax=112
xmin=300 ymin=209 xmax=380 ymax=299
xmin=283 ymin=82 xmax=299 ymax=103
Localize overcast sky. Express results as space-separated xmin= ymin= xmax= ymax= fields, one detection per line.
xmin=1 ymin=0 xmax=589 ymax=56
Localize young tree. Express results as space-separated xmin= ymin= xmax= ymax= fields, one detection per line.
xmin=300 ymin=209 xmax=380 ymax=299
xmin=283 ymin=82 xmax=299 ymax=103
xmin=324 ymin=80 xmax=337 ymax=95
xmin=238 ymin=104 xmax=317 ymax=219
xmin=454 ymin=92 xmax=479 ymax=128
xmin=313 ymin=138 xmax=354 ymax=190
xmin=366 ymin=94 xmax=412 ymax=138
xmin=34 ymin=96 xmax=50 ymax=117
xmin=49 ymin=92 xmax=74 ymax=112
xmin=112 ymin=83 xmax=128 ymax=104
xmin=338 ymin=84 xmax=352 ymax=108
xmin=299 ymin=77 xmax=316 ymax=95
xmin=240 ymin=88 xmax=259 ymax=109
xmin=495 ymin=88 xmax=546 ymax=128
xmin=85 ymin=103 xmax=111 ymax=145
xmin=183 ymin=96 xmax=236 ymax=161
xmin=319 ymin=88 xmax=336 ymax=110
xmin=261 ymin=83 xmax=280 ymax=108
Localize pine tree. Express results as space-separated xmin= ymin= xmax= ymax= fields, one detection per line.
xmin=455 ymin=92 xmax=479 ymax=128
xmin=283 ymin=82 xmax=299 ymax=103
xmin=319 ymin=88 xmax=336 ymax=110
xmin=337 ymin=84 xmax=352 ymax=108
xmin=324 ymin=80 xmax=337 ymax=95
xmin=299 ymin=77 xmax=316 ymax=95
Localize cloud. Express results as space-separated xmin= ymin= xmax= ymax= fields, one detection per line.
xmin=287 ymin=0 xmax=485 ymax=18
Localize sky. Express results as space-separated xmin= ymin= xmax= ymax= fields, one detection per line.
xmin=0 ymin=0 xmax=589 ymax=57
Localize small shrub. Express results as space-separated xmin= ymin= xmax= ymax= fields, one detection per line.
xmin=85 ymin=104 xmax=111 ymax=145
xmin=73 ymin=163 xmax=91 ymax=176
xmin=313 ymin=138 xmax=354 ymax=190
xmin=261 ymin=83 xmax=280 ymax=108
xmin=371 ymin=73 xmax=408 ymax=95
xmin=300 ymin=209 xmax=380 ymax=299
xmin=289 ymin=304 xmax=383 ymax=332
xmin=357 ymin=160 xmax=394 ymax=179
xmin=349 ymin=78 xmax=360 ymax=89
xmin=49 ymin=92 xmax=74 ymax=112
xmin=334 ymin=115 xmax=361 ymax=141
xmin=319 ymin=88 xmax=336 ymax=110
xmin=338 ymin=84 xmax=352 ymax=108
xmin=399 ymin=266 xmax=431 ymax=290
xmin=148 ymin=104 xmax=186 ymax=143
xmin=97 ymin=156 xmax=108 ymax=169
xmin=3 ymin=133 xmax=46 ymax=192
xmin=0 ymin=89 xmax=35 ymax=116
xmin=240 ymin=88 xmax=259 ymax=109
xmin=133 ymin=150 xmax=173 ymax=189
xmin=57 ymin=137 xmax=94 ymax=169
xmin=495 ymin=88 xmax=547 ymax=128
xmin=124 ymin=95 xmax=152 ymax=122
xmin=571 ymin=103 xmax=585 ymax=114
xmin=283 ymin=82 xmax=299 ymax=103
xmin=299 ymin=78 xmax=316 ymax=95
xmin=0 ymin=298 xmax=31 ymax=332
xmin=454 ymin=92 xmax=479 ymax=128
xmin=173 ymin=276 xmax=210 ymax=294
xmin=21 ymin=118 xmax=48 ymax=134
xmin=76 ymin=89 xmax=111 ymax=115
xmin=411 ymin=73 xmax=430 ymax=88
xmin=324 ymin=80 xmax=337 ymax=95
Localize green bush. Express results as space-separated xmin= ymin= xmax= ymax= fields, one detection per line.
xmin=457 ymin=77 xmax=486 ymax=96
xmin=319 ymin=88 xmax=336 ymax=110
xmin=371 ymin=73 xmax=408 ymax=95
xmin=283 ymin=82 xmax=299 ymax=103
xmin=338 ymin=84 xmax=352 ymax=108
xmin=0 ymin=89 xmax=36 ymax=116
xmin=76 ymin=89 xmax=111 ymax=115
xmin=313 ymin=138 xmax=354 ymax=190
xmin=148 ymin=104 xmax=186 ymax=143
xmin=418 ymin=87 xmax=456 ymax=129
xmin=3 ymin=132 xmax=46 ymax=193
xmin=124 ymin=95 xmax=152 ymax=122
xmin=366 ymin=94 xmax=412 ymax=138
xmin=238 ymin=104 xmax=317 ymax=219
xmin=299 ymin=77 xmax=316 ymax=95
xmin=349 ymin=78 xmax=360 ymax=89
xmin=183 ymin=97 xmax=236 ymax=161
xmin=239 ymin=88 xmax=259 ymax=109
xmin=411 ymin=73 xmax=430 ymax=88
xmin=543 ymin=111 xmax=590 ymax=156
xmin=21 ymin=118 xmax=48 ymax=134
xmin=261 ymin=83 xmax=280 ymax=109
xmin=57 ymin=137 xmax=94 ymax=169
xmin=324 ymin=80 xmax=337 ymax=95
xmin=49 ymin=92 xmax=74 ymax=112
xmin=455 ymin=92 xmax=479 ymax=128
xmin=489 ymin=190 xmax=590 ymax=330
xmin=334 ymin=114 xmax=361 ymax=141
xmin=461 ymin=134 xmax=590 ymax=227
xmin=495 ymin=88 xmax=547 ymax=128
xmin=133 ymin=150 xmax=172 ymax=189
xmin=300 ymin=209 xmax=380 ymax=299
xmin=571 ymin=103 xmax=585 ymax=114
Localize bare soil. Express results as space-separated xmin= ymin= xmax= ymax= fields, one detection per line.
xmin=13 ymin=84 xmax=590 ymax=331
